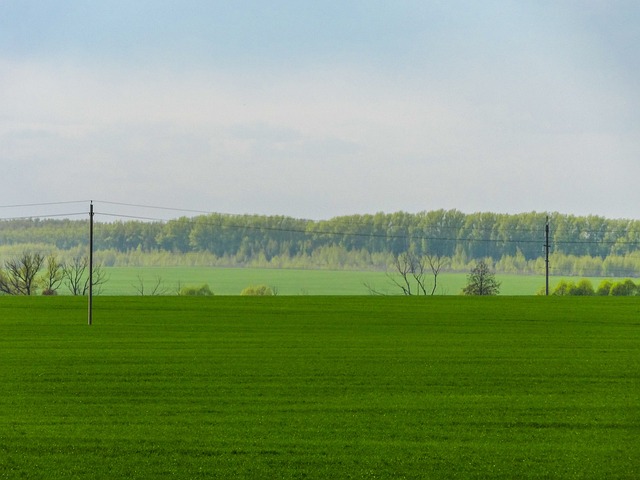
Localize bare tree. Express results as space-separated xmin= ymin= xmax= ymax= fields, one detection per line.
xmin=364 ymin=282 xmax=384 ymax=295
xmin=389 ymin=252 xmax=413 ymax=295
xmin=133 ymin=274 xmax=146 ymax=296
xmin=383 ymin=251 xmax=450 ymax=296
xmin=88 ymin=263 xmax=108 ymax=295
xmin=425 ymin=254 xmax=449 ymax=296
xmin=42 ymin=254 xmax=64 ymax=295
xmin=388 ymin=252 xmax=428 ymax=295
xmin=62 ymin=256 xmax=88 ymax=295
xmin=0 ymin=252 xmax=45 ymax=295
xmin=133 ymin=274 xmax=168 ymax=296
xmin=62 ymin=256 xmax=108 ymax=295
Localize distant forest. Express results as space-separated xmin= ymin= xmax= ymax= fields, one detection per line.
xmin=1 ymin=210 xmax=640 ymax=276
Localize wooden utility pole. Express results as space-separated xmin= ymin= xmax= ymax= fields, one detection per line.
xmin=545 ymin=216 xmax=550 ymax=296
xmin=88 ymin=201 xmax=94 ymax=325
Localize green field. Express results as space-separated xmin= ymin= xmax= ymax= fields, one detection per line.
xmin=102 ymin=266 xmax=557 ymax=296
xmin=1 ymin=296 xmax=638 ymax=478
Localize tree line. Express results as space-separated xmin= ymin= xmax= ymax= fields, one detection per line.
xmin=2 ymin=210 xmax=640 ymax=275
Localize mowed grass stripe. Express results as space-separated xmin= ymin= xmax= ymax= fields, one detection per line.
xmin=0 ymin=297 xmax=638 ymax=479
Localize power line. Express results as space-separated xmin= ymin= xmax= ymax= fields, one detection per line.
xmin=0 ymin=212 xmax=87 ymax=221
xmin=44 ymin=208 xmax=640 ymax=249
xmin=3 ymin=198 xmax=640 ymax=238
xmin=94 ymin=200 xmax=558 ymax=234
xmin=91 ymin=201 xmax=640 ymax=238
xmin=93 ymin=209 xmax=550 ymax=245
xmin=95 ymin=212 xmax=169 ymax=222
xmin=1 ymin=199 xmax=639 ymax=235
xmin=0 ymin=200 xmax=89 ymax=209
xmin=95 ymin=212 xmax=638 ymax=248
xmin=3 ymin=199 xmax=640 ymax=249
xmin=93 ymin=200 xmax=220 ymax=216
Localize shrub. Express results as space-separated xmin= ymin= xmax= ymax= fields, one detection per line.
xmin=552 ymin=280 xmax=572 ymax=296
xmin=609 ymin=279 xmax=637 ymax=296
xmin=569 ymin=279 xmax=595 ymax=296
xmin=41 ymin=288 xmax=58 ymax=296
xmin=596 ymin=280 xmax=613 ymax=296
xmin=240 ymin=285 xmax=274 ymax=296
xmin=179 ymin=284 xmax=214 ymax=296
xmin=552 ymin=279 xmax=596 ymax=296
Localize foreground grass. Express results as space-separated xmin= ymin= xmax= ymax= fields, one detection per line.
xmin=0 ymin=296 xmax=638 ymax=479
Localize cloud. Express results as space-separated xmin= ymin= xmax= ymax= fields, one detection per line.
xmin=1 ymin=0 xmax=640 ymax=220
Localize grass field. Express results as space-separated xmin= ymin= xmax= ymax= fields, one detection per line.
xmin=1 ymin=296 xmax=638 ymax=478
xmin=102 ymin=266 xmax=558 ymax=296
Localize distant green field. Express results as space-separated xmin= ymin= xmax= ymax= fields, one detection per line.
xmin=1 ymin=296 xmax=638 ymax=479
xmin=101 ymin=266 xmax=557 ymax=295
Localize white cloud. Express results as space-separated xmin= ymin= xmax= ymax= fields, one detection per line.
xmin=1 ymin=32 xmax=639 ymax=221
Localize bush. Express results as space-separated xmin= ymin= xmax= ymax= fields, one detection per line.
xmin=41 ymin=288 xmax=58 ymax=296
xmin=609 ymin=279 xmax=637 ymax=296
xmin=240 ymin=285 xmax=274 ymax=296
xmin=552 ymin=279 xmax=594 ymax=296
xmin=596 ymin=280 xmax=613 ymax=296
xmin=179 ymin=284 xmax=214 ymax=296
xmin=552 ymin=280 xmax=572 ymax=296
xmin=553 ymin=278 xmax=639 ymax=296
xmin=570 ymin=279 xmax=594 ymax=296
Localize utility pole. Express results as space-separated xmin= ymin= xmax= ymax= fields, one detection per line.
xmin=545 ymin=216 xmax=550 ymax=296
xmin=88 ymin=201 xmax=94 ymax=325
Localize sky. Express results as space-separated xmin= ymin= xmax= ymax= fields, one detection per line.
xmin=1 ymin=1 xmax=639 ymax=221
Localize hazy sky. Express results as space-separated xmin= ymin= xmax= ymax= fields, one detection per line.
xmin=1 ymin=1 xmax=639 ymax=220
